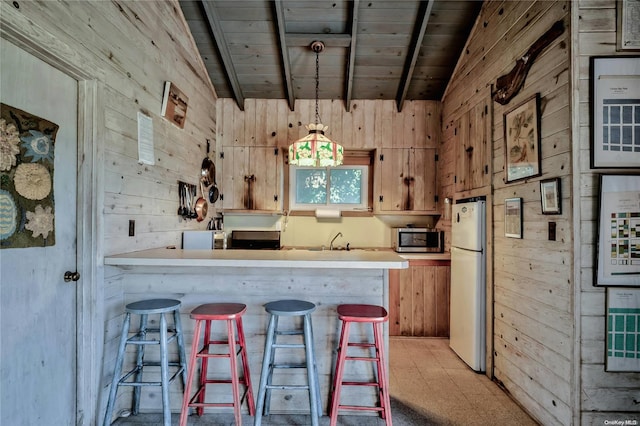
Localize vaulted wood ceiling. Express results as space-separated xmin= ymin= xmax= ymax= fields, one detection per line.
xmin=180 ymin=0 xmax=482 ymax=112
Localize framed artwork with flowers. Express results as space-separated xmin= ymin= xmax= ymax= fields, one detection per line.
xmin=0 ymin=103 xmax=57 ymax=248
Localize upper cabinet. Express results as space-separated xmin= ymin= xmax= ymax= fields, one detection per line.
xmin=454 ymin=98 xmax=490 ymax=193
xmin=219 ymin=146 xmax=281 ymax=212
xmin=376 ymin=147 xmax=438 ymax=213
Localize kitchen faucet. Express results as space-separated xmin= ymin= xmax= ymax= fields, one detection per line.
xmin=330 ymin=232 xmax=343 ymax=250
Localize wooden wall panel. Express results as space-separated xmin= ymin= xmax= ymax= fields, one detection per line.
xmin=441 ymin=1 xmax=572 ymax=424
xmin=575 ymin=0 xmax=640 ymax=420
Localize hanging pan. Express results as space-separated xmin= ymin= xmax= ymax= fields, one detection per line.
xmin=194 ymin=180 xmax=208 ymax=222
xmin=201 ymin=157 xmax=216 ymax=187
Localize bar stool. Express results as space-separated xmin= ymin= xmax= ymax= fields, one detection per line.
xmin=254 ymin=299 xmax=322 ymax=426
xmin=179 ymin=303 xmax=255 ymax=426
xmin=103 ymin=298 xmax=187 ymax=426
xmin=329 ymin=304 xmax=392 ymax=426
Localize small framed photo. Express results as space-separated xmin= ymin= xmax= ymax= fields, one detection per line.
xmin=617 ymin=0 xmax=640 ymax=51
xmin=605 ymin=287 xmax=640 ymax=372
xmin=540 ymin=178 xmax=561 ymax=215
xmin=504 ymin=197 xmax=523 ymax=239
xmin=590 ymin=56 xmax=640 ymax=168
xmin=504 ymin=93 xmax=541 ymax=184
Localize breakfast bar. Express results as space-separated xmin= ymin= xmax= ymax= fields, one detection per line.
xmin=104 ymin=248 xmax=408 ymax=416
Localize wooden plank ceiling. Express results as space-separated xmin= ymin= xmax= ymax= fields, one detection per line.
xmin=180 ymin=0 xmax=482 ymax=111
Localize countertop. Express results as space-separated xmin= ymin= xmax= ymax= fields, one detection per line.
xmin=104 ymin=247 xmax=409 ymax=269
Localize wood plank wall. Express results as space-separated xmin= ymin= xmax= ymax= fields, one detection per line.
xmin=441 ymin=1 xmax=573 ymax=424
xmin=575 ymin=0 xmax=640 ymax=422
xmin=1 ymin=1 xmax=217 ymax=422
xmin=216 ymin=98 xmax=440 ymax=150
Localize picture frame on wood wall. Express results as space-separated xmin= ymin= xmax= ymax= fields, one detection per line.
xmin=540 ymin=177 xmax=561 ymax=215
xmin=595 ymin=174 xmax=640 ymax=287
xmin=590 ymin=56 xmax=640 ymax=168
xmin=503 ymin=93 xmax=541 ymax=183
xmin=617 ymin=0 xmax=640 ymax=51
xmin=504 ymin=197 xmax=523 ymax=239
xmin=605 ymin=287 xmax=640 ymax=372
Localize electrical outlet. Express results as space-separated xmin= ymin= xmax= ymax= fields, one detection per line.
xmin=129 ymin=220 xmax=135 ymax=237
xmin=548 ymin=222 xmax=556 ymax=241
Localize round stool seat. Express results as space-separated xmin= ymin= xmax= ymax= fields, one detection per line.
xmin=337 ymin=304 xmax=388 ymax=322
xmin=264 ymin=299 xmax=316 ymax=316
xmin=190 ymin=303 xmax=246 ymax=320
xmin=126 ymin=298 xmax=181 ymax=315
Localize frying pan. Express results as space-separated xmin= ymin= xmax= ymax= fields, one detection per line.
xmin=195 ymin=180 xmax=208 ymax=222
xmin=201 ymin=157 xmax=216 ymax=187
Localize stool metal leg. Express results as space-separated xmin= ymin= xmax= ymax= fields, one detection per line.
xmin=263 ymin=315 xmax=278 ymax=416
xmin=132 ymin=314 xmax=148 ymax=415
xmin=174 ymin=309 xmax=188 ymax=388
xmin=303 ymin=314 xmax=320 ymax=426
xmin=254 ymin=313 xmax=277 ymax=426
xmin=198 ymin=320 xmax=212 ymax=415
xmin=103 ymin=312 xmax=131 ymax=426
xmin=308 ymin=314 xmax=322 ymax=416
xmin=159 ymin=313 xmax=171 ymax=426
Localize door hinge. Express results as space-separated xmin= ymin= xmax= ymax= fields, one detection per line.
xmin=220 ymin=151 xmax=224 ymax=159
xmin=435 ymin=153 xmax=439 ymax=162
xmin=435 ymin=195 xmax=439 ymax=203
xmin=485 ymin=105 xmax=488 ymax=114
xmin=379 ymin=154 xmax=384 ymax=161
xmin=274 ymin=195 xmax=278 ymax=202
xmin=274 ymin=148 xmax=278 ymax=156
xmin=220 ymin=194 xmax=224 ymax=201
xmin=379 ymin=195 xmax=384 ymax=202
xmin=454 ymin=176 xmax=457 ymax=183
xmin=485 ymin=165 xmax=489 ymax=174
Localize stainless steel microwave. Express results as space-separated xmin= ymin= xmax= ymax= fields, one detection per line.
xmin=392 ymin=228 xmax=444 ymax=253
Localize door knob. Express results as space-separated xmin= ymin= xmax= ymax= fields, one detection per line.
xmin=64 ymin=271 xmax=80 ymax=282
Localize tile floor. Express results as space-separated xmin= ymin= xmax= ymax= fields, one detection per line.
xmin=113 ymin=337 xmax=537 ymax=426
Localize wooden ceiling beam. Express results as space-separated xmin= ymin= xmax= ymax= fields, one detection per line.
xmin=344 ymin=0 xmax=360 ymax=112
xmin=395 ymin=0 xmax=434 ymax=112
xmin=201 ymin=0 xmax=245 ymax=110
xmin=274 ymin=1 xmax=295 ymax=111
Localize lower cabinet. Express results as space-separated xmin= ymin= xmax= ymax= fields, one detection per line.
xmin=389 ymin=259 xmax=451 ymax=337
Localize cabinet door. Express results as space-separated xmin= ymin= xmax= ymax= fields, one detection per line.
xmin=390 ymin=260 xmax=450 ymax=337
xmin=411 ymin=148 xmax=437 ymax=212
xmin=376 ymin=147 xmax=437 ymax=213
xmin=221 ymin=146 xmax=281 ymax=211
xmin=250 ymin=147 xmax=280 ymax=211
xmin=455 ymin=98 xmax=490 ymax=192
xmin=221 ymin=146 xmax=249 ymax=210
xmin=376 ymin=148 xmax=410 ymax=211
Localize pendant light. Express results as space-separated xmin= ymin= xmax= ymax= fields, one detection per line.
xmin=288 ymin=41 xmax=344 ymax=167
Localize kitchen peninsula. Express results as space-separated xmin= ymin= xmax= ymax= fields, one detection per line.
xmin=104 ymin=248 xmax=408 ymax=415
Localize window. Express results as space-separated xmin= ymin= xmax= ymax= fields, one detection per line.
xmin=289 ymin=165 xmax=369 ymax=211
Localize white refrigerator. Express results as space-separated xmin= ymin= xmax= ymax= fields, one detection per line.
xmin=450 ymin=199 xmax=486 ymax=372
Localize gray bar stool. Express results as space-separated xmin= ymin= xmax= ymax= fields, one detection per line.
xmin=103 ymin=298 xmax=187 ymax=426
xmin=254 ymin=299 xmax=322 ymax=426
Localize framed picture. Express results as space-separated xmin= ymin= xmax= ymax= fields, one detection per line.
xmin=590 ymin=56 xmax=640 ymax=168
xmin=161 ymin=81 xmax=188 ymax=129
xmin=605 ymin=287 xmax=640 ymax=372
xmin=504 ymin=197 xmax=523 ymax=239
xmin=504 ymin=93 xmax=541 ymax=183
xmin=540 ymin=177 xmax=561 ymax=214
xmin=617 ymin=0 xmax=640 ymax=51
xmin=595 ymin=174 xmax=640 ymax=287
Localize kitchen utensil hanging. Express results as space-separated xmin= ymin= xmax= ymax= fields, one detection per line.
xmin=195 ymin=179 xmax=208 ymax=222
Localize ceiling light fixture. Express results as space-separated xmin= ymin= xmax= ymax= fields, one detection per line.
xmin=288 ymin=41 xmax=344 ymax=167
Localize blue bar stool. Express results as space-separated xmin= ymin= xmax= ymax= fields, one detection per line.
xmin=254 ymin=299 xmax=322 ymax=426
xmin=103 ymin=298 xmax=187 ymax=426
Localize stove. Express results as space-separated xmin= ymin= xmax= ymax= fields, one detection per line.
xmin=230 ymin=230 xmax=281 ymax=250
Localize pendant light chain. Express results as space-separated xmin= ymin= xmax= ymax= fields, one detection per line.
xmin=315 ymin=47 xmax=320 ymax=124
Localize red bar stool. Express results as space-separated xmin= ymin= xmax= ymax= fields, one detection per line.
xmin=179 ymin=303 xmax=255 ymax=426
xmin=329 ymin=304 xmax=392 ymax=426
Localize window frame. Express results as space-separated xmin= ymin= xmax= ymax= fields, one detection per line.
xmin=288 ymin=165 xmax=369 ymax=211
xmin=284 ymin=149 xmax=374 ymax=216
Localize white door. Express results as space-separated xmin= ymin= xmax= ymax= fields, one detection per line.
xmin=0 ymin=39 xmax=78 ymax=424
xmin=450 ymin=246 xmax=486 ymax=372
